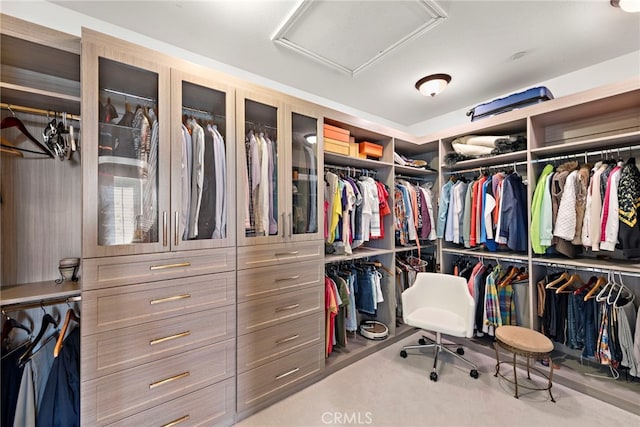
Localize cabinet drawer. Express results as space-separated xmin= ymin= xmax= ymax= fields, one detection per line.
xmin=82 ymin=272 xmax=235 ymax=334
xmin=83 ymin=247 xmax=235 ymax=290
xmin=238 ymin=313 xmax=323 ymax=374
xmin=107 ymin=378 xmax=235 ymax=427
xmin=237 ymin=286 xmax=323 ymax=335
xmin=237 ymin=260 xmax=323 ymax=302
xmin=82 ymin=306 xmax=235 ymax=381
xmin=237 ymin=343 xmax=323 ymax=413
xmin=237 ymin=240 xmax=322 ymax=270
xmin=82 ymin=339 xmax=235 ymax=426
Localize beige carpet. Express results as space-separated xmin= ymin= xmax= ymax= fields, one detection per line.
xmin=236 ymin=332 xmax=638 ymax=427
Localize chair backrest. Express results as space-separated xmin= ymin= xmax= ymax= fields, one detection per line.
xmin=402 ymin=272 xmax=475 ymax=337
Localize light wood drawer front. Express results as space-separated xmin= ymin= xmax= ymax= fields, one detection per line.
xmin=83 ymin=248 xmax=235 ymax=290
xmin=237 ymin=260 xmax=323 ymax=302
xmin=237 ymin=286 xmax=323 ymax=335
xmin=237 ymin=240 xmax=322 ymax=270
xmin=82 ymin=339 xmax=235 ymax=426
xmin=237 ymin=343 xmax=324 ymax=412
xmin=82 ymin=306 xmax=235 ymax=381
xmin=107 ymin=378 xmax=235 ymax=427
xmin=238 ymin=313 xmax=323 ymax=374
xmin=82 ymin=272 xmax=235 ymax=335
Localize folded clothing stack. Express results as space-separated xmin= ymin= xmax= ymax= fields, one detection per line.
xmin=445 ymin=134 xmax=527 ymax=165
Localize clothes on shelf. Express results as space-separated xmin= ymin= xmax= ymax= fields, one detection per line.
xmin=437 ymin=171 xmax=528 ymax=252
xmin=325 ymin=263 xmax=386 ymax=357
xmin=452 ymin=259 xmax=528 ymax=337
xmin=531 ymin=157 xmax=640 ymax=259
xmin=537 ymin=272 xmax=638 ymax=377
xmin=394 ymin=180 xmax=436 ymax=247
xmin=243 ymin=129 xmax=277 ymax=237
xmin=324 ymin=171 xmax=391 ymax=255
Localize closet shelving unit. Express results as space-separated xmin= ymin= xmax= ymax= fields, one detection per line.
xmin=0 ymin=15 xmax=82 ymax=306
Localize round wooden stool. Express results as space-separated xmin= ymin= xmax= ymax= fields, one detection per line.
xmin=494 ymin=325 xmax=555 ymax=402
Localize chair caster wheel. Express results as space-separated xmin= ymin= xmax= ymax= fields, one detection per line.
xmin=419 ymin=338 xmax=427 ymax=345
xmin=456 ymin=347 xmax=465 ymax=355
xmin=430 ymin=372 xmax=438 ymax=382
xmin=400 ymin=350 xmax=408 ymax=358
xmin=470 ymin=369 xmax=479 ymax=379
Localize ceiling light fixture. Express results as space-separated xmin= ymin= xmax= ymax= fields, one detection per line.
xmin=415 ymin=73 xmax=452 ymax=97
xmin=611 ymin=0 xmax=640 ymax=13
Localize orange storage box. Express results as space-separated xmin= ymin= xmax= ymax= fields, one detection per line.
xmin=358 ymin=141 xmax=383 ymax=159
xmin=324 ymin=127 xmax=350 ymax=143
xmin=324 ymin=137 xmax=350 ymax=156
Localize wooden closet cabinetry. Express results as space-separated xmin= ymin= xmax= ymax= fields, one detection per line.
xmin=235 ymin=97 xmax=325 ymax=417
xmin=80 ymin=30 xmax=236 ymax=426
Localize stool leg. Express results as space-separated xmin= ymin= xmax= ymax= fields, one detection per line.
xmin=548 ymin=356 xmax=556 ymax=403
xmin=494 ymin=342 xmax=501 ymax=377
xmin=526 ymin=356 xmax=531 ymax=379
xmin=513 ymin=352 xmax=519 ymax=399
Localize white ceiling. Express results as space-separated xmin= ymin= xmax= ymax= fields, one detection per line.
xmin=51 ymin=0 xmax=640 ymax=130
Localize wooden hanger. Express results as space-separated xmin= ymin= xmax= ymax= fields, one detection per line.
xmin=556 ymin=273 xmax=585 ymax=294
xmin=18 ymin=311 xmax=58 ymax=366
xmin=54 ymin=308 xmax=80 ymax=358
xmin=583 ymin=276 xmax=608 ymax=301
xmin=1 ymin=116 xmax=54 ymax=158
xmin=545 ymin=271 xmax=570 ymax=289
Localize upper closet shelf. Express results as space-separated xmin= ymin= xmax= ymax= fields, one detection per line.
xmin=324 ymin=152 xmax=392 ymax=169
xmin=442 ymin=247 xmax=529 ymax=263
xmin=531 ymin=257 xmax=640 ymax=276
xmin=442 ymin=150 xmax=527 ymax=171
xmin=1 ymin=280 xmax=81 ymax=308
xmin=394 ymin=164 xmax=436 ymax=176
xmin=325 ymin=247 xmax=392 ymax=264
xmin=530 ymin=130 xmax=640 ymax=158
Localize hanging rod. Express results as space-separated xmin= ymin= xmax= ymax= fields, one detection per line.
xmin=453 ymin=253 xmax=529 ymax=265
xmin=531 ymin=259 xmax=640 ymax=278
xmin=1 ymin=294 xmax=81 ymax=313
xmin=530 ymin=144 xmax=640 ymax=164
xmin=444 ymin=160 xmax=528 ymax=176
xmin=0 ymin=103 xmax=80 ymax=121
xmin=182 ymin=106 xmax=226 ymax=121
xmin=245 ymin=120 xmax=277 ymax=131
xmin=324 ymin=163 xmax=378 ymax=176
xmin=102 ymin=88 xmax=156 ymax=103
xmin=395 ymin=174 xmax=433 ymax=182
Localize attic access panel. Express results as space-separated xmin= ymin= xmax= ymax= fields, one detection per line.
xmin=272 ymin=0 xmax=447 ymax=76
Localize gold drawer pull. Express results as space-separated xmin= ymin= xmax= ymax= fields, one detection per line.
xmin=150 ymin=294 xmax=191 ymax=305
xmin=275 ymin=303 xmax=300 ymax=312
xmin=162 ymin=415 xmax=190 ymax=427
xmin=275 ymin=275 xmax=300 ymax=282
xmin=275 ymin=367 xmax=299 ymax=380
xmin=150 ymin=262 xmax=191 ymax=270
xmin=149 ymin=331 xmax=191 ymax=346
xmin=275 ymin=251 xmax=299 ymax=256
xmin=149 ymin=371 xmax=190 ymax=389
xmin=275 ymin=334 xmax=300 ymax=344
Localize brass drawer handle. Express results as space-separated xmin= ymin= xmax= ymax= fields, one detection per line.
xmin=150 ymin=262 xmax=191 ymax=270
xmin=275 ymin=275 xmax=300 ymax=282
xmin=275 ymin=303 xmax=299 ymax=312
xmin=149 ymin=371 xmax=190 ymax=389
xmin=150 ymin=294 xmax=191 ymax=305
xmin=275 ymin=367 xmax=299 ymax=380
xmin=162 ymin=415 xmax=190 ymax=427
xmin=275 ymin=334 xmax=300 ymax=344
xmin=275 ymin=251 xmax=299 ymax=256
xmin=149 ymin=331 xmax=191 ymax=346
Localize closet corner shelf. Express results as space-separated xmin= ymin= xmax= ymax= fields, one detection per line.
xmin=324 ymin=152 xmax=392 ymax=169
xmin=325 ymin=247 xmax=393 ymax=264
xmin=442 ymin=247 xmax=529 ymax=262
xmin=395 ymin=243 xmax=436 ymax=253
xmin=441 ymin=150 xmax=527 ymax=172
xmin=530 ymin=130 xmax=640 ymax=158
xmin=394 ymin=164 xmax=437 ymax=176
xmin=0 ymin=280 xmax=81 ymax=307
xmin=531 ymin=256 xmax=640 ymax=275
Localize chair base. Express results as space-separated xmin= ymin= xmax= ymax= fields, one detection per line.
xmin=400 ymin=333 xmax=479 ymax=382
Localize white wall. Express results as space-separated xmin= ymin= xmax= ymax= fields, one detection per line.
xmin=2 ymin=0 xmax=639 ymax=139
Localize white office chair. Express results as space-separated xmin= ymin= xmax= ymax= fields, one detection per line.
xmin=399 ymin=272 xmax=479 ymax=382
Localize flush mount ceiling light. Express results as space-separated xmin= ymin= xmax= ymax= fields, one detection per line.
xmin=611 ymin=0 xmax=640 ymax=13
xmin=415 ymin=73 xmax=452 ymax=97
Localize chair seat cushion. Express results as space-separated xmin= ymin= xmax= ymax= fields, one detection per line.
xmin=405 ymin=307 xmax=467 ymax=337
xmin=495 ymin=325 xmax=553 ymax=354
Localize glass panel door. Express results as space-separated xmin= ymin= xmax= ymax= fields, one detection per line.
xmin=97 ymin=58 xmax=159 ymax=246
xmin=291 ymin=112 xmax=319 ymax=236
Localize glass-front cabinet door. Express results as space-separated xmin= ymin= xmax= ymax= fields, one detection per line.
xmin=236 ymin=90 xmax=285 ymax=246
xmin=287 ymin=105 xmax=322 ymax=242
xmin=82 ymin=37 xmax=171 ymax=257
xmin=170 ymin=70 xmax=235 ymax=250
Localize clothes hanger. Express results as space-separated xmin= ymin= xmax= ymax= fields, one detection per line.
xmin=53 ymin=307 xmax=80 ymax=358
xmin=1 ymin=116 xmax=54 ymax=158
xmin=583 ymin=275 xmax=607 ymax=301
xmin=545 ymin=271 xmax=570 ymax=289
xmin=1 ymin=312 xmax=31 ymax=343
xmin=555 ymin=272 xmax=585 ymax=294
xmin=18 ymin=307 xmax=58 ymax=367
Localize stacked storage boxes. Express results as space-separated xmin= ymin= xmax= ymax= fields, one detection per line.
xmin=323 ymin=123 xmax=352 ymax=156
